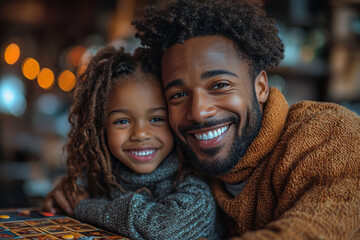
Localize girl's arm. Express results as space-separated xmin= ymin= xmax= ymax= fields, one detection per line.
xmin=42 ymin=176 xmax=88 ymax=215
xmin=73 ymin=175 xmax=218 ymax=240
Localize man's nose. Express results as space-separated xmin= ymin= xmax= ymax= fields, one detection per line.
xmin=186 ymin=90 xmax=217 ymax=122
xmin=130 ymin=123 xmax=152 ymax=141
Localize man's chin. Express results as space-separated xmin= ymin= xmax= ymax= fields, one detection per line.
xmin=193 ymin=154 xmax=239 ymax=176
xmin=179 ymin=141 xmax=239 ymax=175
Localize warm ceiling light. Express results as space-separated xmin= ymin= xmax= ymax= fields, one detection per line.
xmin=22 ymin=57 xmax=40 ymax=80
xmin=58 ymin=70 xmax=76 ymax=92
xmin=5 ymin=43 xmax=20 ymax=65
xmin=37 ymin=68 xmax=54 ymax=89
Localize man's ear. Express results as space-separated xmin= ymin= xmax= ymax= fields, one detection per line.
xmin=255 ymin=70 xmax=269 ymax=105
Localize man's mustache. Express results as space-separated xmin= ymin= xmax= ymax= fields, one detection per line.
xmin=178 ymin=115 xmax=239 ymax=138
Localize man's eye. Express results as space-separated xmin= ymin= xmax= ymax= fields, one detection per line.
xmin=170 ymin=92 xmax=187 ymax=99
xmin=212 ymin=83 xmax=229 ymax=89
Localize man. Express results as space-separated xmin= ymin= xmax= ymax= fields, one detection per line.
xmin=133 ymin=0 xmax=360 ymax=239
xmin=44 ymin=0 xmax=360 ymax=239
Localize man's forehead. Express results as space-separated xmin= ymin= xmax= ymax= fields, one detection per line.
xmin=164 ymin=36 xmax=237 ymax=57
xmin=161 ymin=36 xmax=239 ymax=75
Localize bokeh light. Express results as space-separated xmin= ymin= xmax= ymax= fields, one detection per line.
xmin=0 ymin=74 xmax=27 ymax=117
xmin=22 ymin=57 xmax=40 ymax=80
xmin=66 ymin=45 xmax=86 ymax=67
xmin=37 ymin=68 xmax=54 ymax=89
xmin=4 ymin=43 xmax=20 ymax=65
xmin=36 ymin=94 xmax=61 ymax=115
xmin=58 ymin=70 xmax=76 ymax=92
xmin=300 ymin=45 xmax=315 ymax=63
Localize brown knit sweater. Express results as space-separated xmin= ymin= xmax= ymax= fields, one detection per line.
xmin=211 ymin=87 xmax=360 ymax=239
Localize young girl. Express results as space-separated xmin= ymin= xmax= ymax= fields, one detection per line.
xmin=43 ymin=46 xmax=219 ymax=240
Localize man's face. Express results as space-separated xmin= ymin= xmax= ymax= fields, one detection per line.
xmin=161 ymin=36 xmax=269 ymax=175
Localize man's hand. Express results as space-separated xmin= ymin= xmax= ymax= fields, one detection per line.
xmin=42 ymin=176 xmax=89 ymax=216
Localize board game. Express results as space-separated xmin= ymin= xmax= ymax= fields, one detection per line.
xmin=0 ymin=209 xmax=130 ymax=240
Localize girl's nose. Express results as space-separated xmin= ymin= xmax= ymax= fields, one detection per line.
xmin=130 ymin=123 xmax=152 ymax=141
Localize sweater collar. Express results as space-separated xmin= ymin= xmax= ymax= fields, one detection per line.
xmin=112 ymin=152 xmax=179 ymax=187
xmin=217 ymin=87 xmax=289 ymax=184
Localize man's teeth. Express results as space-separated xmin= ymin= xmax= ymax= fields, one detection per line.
xmin=194 ymin=126 xmax=229 ymax=141
xmin=130 ymin=149 xmax=155 ymax=156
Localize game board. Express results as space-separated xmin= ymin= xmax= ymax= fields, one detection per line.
xmin=0 ymin=209 xmax=130 ymax=239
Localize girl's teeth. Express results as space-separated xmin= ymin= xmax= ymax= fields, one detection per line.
xmin=130 ymin=150 xmax=155 ymax=156
xmin=194 ymin=126 xmax=229 ymax=141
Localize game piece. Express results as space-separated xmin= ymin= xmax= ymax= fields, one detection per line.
xmin=53 ymin=232 xmax=84 ymax=240
xmin=0 ymin=215 xmax=9 ymax=220
xmin=40 ymin=212 xmax=55 ymax=217
xmin=61 ymin=234 xmax=75 ymax=239
xmin=20 ymin=210 xmax=31 ymax=215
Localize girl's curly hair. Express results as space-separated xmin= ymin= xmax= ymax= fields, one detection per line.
xmin=133 ymin=0 xmax=284 ymax=78
xmin=64 ymin=46 xmax=158 ymax=197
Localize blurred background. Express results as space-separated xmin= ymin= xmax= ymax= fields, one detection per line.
xmin=0 ymin=0 xmax=359 ymax=208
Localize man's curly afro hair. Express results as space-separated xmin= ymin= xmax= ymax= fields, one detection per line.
xmin=133 ymin=0 xmax=284 ymax=78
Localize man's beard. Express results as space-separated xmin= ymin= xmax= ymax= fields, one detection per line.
xmin=176 ymin=90 xmax=262 ymax=176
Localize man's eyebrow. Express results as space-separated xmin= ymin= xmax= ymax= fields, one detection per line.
xmin=164 ymin=70 xmax=238 ymax=91
xmin=201 ymin=69 xmax=239 ymax=80
xmin=164 ymin=79 xmax=184 ymax=91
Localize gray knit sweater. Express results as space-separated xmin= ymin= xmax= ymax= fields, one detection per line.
xmin=73 ymin=153 xmax=219 ymax=240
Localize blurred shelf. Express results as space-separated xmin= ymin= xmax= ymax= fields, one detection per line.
xmin=331 ymin=0 xmax=360 ymax=5
xmin=269 ymin=60 xmax=328 ymax=79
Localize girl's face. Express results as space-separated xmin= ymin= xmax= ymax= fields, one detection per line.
xmin=106 ymin=73 xmax=174 ymax=174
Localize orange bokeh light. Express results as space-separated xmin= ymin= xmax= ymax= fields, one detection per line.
xmin=22 ymin=57 xmax=40 ymax=80
xmin=67 ymin=45 xmax=86 ymax=67
xmin=58 ymin=70 xmax=76 ymax=92
xmin=4 ymin=43 xmax=20 ymax=65
xmin=37 ymin=68 xmax=54 ymax=89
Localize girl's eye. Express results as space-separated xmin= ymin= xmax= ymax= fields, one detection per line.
xmin=169 ymin=92 xmax=187 ymax=100
xmin=114 ymin=119 xmax=129 ymax=125
xmin=150 ymin=117 xmax=165 ymax=123
xmin=212 ymin=82 xmax=229 ymax=89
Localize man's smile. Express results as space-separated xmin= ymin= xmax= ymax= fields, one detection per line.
xmin=192 ymin=124 xmax=229 ymax=141
xmin=185 ymin=123 xmax=232 ymax=149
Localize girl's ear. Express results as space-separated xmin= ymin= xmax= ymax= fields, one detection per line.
xmin=255 ymin=70 xmax=269 ymax=106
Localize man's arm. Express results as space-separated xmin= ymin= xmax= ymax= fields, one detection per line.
xmin=228 ymin=177 xmax=360 ymax=239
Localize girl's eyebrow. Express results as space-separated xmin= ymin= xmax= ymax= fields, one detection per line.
xmin=108 ymin=107 xmax=167 ymax=116
xmin=148 ymin=107 xmax=167 ymax=113
xmin=108 ymin=109 xmax=130 ymax=116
